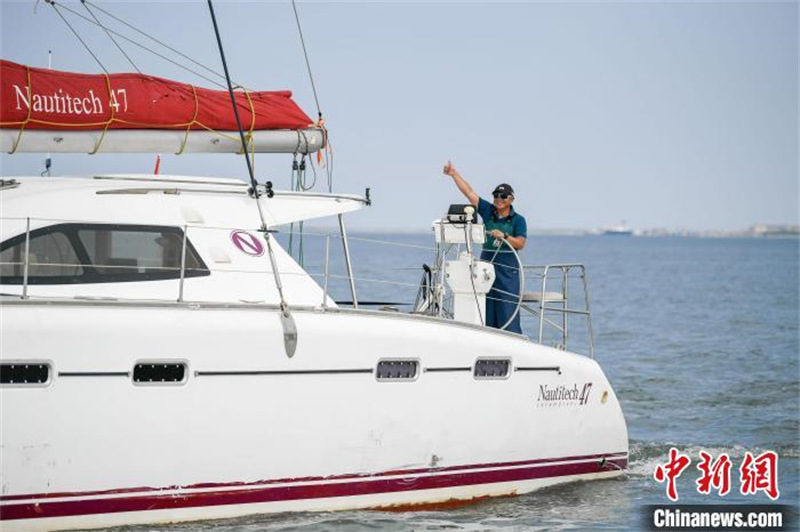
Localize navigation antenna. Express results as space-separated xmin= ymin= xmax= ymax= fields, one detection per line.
xmin=207 ymin=0 xmax=298 ymax=358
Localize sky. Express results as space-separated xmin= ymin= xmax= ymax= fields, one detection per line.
xmin=1 ymin=0 xmax=797 ymax=232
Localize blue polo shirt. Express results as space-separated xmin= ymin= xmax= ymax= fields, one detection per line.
xmin=476 ymin=197 xmax=527 ymax=264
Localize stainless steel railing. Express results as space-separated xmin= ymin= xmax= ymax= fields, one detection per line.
xmin=521 ymin=264 xmax=595 ymax=359
xmin=0 ymin=217 xmax=596 ymax=357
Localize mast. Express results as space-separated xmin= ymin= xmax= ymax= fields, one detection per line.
xmin=206 ymin=0 xmax=298 ymax=358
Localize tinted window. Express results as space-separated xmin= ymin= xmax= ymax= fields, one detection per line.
xmin=0 ymin=230 xmax=83 ymax=278
xmin=77 ymin=228 xmax=202 ymax=275
xmin=0 ymin=224 xmax=209 ymax=285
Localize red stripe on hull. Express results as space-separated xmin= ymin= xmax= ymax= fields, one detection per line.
xmin=0 ymin=451 xmax=627 ymax=503
xmin=0 ymin=457 xmax=627 ymax=521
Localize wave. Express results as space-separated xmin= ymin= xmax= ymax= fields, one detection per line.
xmin=627 ymin=440 xmax=799 ymax=477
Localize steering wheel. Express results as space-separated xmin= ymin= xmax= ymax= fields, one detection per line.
xmin=487 ymin=234 xmax=525 ymax=331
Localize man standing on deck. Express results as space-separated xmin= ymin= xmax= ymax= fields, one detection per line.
xmin=442 ymin=160 xmax=527 ymax=334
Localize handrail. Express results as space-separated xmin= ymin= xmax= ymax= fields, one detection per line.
xmin=322 ymin=235 xmax=331 ymax=308
xmin=520 ymin=263 xmax=594 ymax=359
xmin=178 ymin=224 xmax=188 ymax=302
xmin=338 ymin=214 xmax=358 ymax=309
xmin=21 ymin=217 xmax=30 ymax=299
xmin=0 ymin=217 xmax=595 ymax=356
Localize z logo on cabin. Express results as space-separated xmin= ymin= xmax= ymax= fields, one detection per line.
xmin=230 ymin=230 xmax=264 ymax=257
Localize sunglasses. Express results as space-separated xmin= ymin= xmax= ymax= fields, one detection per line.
xmin=493 ymin=193 xmax=510 ymax=200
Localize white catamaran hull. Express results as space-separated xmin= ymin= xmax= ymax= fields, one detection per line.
xmin=0 ymin=302 xmax=627 ymax=532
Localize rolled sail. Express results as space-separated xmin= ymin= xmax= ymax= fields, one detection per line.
xmin=0 ymin=59 xmax=324 ymax=154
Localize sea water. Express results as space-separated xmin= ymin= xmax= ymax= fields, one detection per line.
xmin=118 ymin=234 xmax=799 ymax=531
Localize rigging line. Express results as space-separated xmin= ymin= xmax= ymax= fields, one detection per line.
xmin=83 ymin=0 xmax=230 ymax=85
xmin=291 ymin=0 xmax=332 ymax=191
xmin=80 ymin=0 xmax=140 ymax=73
xmin=50 ymin=1 xmax=228 ymax=89
xmin=306 ymin=150 xmax=324 ymax=193
xmin=207 ymin=0 xmax=259 ymax=196
xmin=288 ymin=156 xmax=297 ymax=256
xmin=209 ymin=0 xmax=297 ymax=358
xmin=291 ymin=0 xmax=322 ymax=119
xmin=47 ymin=0 xmax=108 ymax=74
xmin=297 ymin=139 xmax=317 ymax=191
xmin=306 ymin=153 xmax=319 ymax=189
xmin=326 ymin=143 xmax=333 ymax=192
xmin=463 ymin=224 xmax=485 ymax=327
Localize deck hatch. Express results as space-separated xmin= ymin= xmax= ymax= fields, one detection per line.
xmin=133 ymin=362 xmax=187 ymax=384
xmin=0 ymin=363 xmax=50 ymax=385
xmin=376 ymin=360 xmax=419 ymax=381
xmin=474 ymin=359 xmax=511 ymax=379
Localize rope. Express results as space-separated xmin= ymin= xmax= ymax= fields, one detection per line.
xmin=13 ymin=0 xmax=324 ymax=162
xmin=291 ymin=0 xmax=333 ymax=190
xmin=47 ymin=0 xmax=108 ymax=74
xmin=80 ymin=0 xmax=140 ymax=74
xmin=7 ymin=67 xmax=33 ymax=155
xmin=176 ymin=85 xmax=200 ymax=155
xmin=51 ymin=1 xmax=229 ymax=89
xmin=207 ymin=0 xmax=261 ymax=202
xmin=296 ymin=155 xmax=305 ymax=265
xmin=89 ymin=73 xmax=115 ymax=154
xmin=233 ymin=85 xmax=257 ymax=157
xmin=288 ymin=158 xmax=296 ymax=257
xmin=0 ymin=67 xmax=250 ymax=154
xmin=83 ymin=0 xmax=229 ymax=85
xmin=291 ymin=0 xmax=321 ymax=120
xmin=297 ymin=149 xmax=317 ymax=191
xmin=463 ymin=224 xmax=485 ymax=326
xmin=325 ymin=139 xmax=334 ymax=192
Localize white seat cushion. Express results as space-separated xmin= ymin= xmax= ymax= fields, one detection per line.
xmin=522 ymin=291 xmax=565 ymax=302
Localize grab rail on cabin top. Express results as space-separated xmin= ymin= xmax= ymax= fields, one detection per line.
xmin=2 ymin=218 xmax=594 ymax=357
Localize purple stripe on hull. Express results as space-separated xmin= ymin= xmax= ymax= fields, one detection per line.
xmin=0 ymin=457 xmax=627 ymax=521
xmin=0 ymin=451 xmax=628 ymax=503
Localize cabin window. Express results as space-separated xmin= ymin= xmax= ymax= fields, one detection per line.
xmin=133 ymin=362 xmax=187 ymax=384
xmin=0 ymin=230 xmax=83 ymax=278
xmin=376 ymin=360 xmax=419 ymax=381
xmin=0 ymin=363 xmax=51 ymax=386
xmin=0 ymin=224 xmax=209 ymax=285
xmin=474 ymin=358 xmax=511 ymax=379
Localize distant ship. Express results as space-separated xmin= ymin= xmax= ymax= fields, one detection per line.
xmin=603 ymin=221 xmax=633 ymax=236
xmin=751 ymin=224 xmax=800 ymax=238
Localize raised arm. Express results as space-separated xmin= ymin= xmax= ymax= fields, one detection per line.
xmin=443 ymin=160 xmax=479 ymax=206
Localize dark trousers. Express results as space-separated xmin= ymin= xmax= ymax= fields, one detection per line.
xmin=483 ymin=258 xmax=522 ymax=334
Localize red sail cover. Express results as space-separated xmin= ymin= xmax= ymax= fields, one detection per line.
xmin=0 ymin=59 xmax=314 ymax=131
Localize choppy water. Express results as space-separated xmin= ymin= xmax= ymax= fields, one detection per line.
xmin=119 ymin=234 xmax=799 ymax=531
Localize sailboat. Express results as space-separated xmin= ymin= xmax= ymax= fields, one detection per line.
xmin=0 ymin=9 xmax=628 ymax=531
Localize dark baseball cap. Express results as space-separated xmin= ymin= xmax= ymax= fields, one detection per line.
xmin=492 ymin=183 xmax=515 ymax=196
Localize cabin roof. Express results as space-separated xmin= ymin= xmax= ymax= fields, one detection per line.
xmin=0 ymin=175 xmax=367 ymax=238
